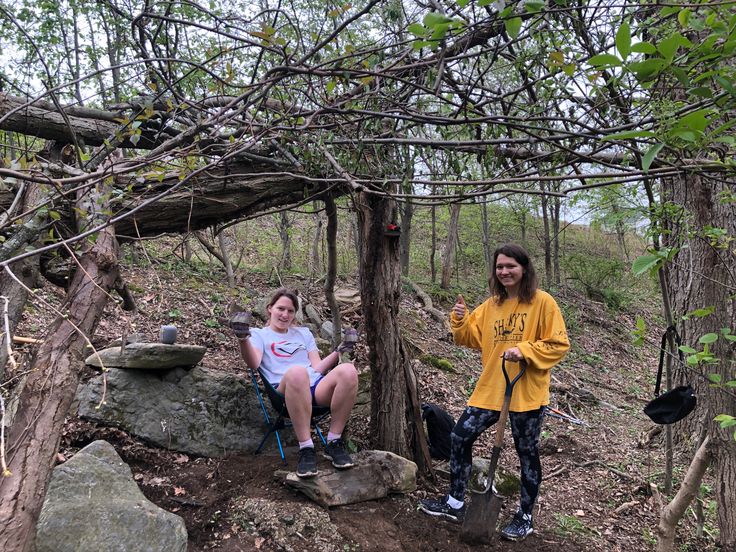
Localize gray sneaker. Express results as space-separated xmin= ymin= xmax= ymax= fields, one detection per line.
xmin=323 ymin=438 xmax=354 ymax=469
xmin=500 ymin=510 xmax=533 ymax=541
xmin=418 ymin=496 xmax=465 ymax=523
xmin=296 ymin=447 xmax=318 ymax=478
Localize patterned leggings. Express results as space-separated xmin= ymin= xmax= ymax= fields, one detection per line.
xmin=449 ymin=406 xmax=544 ymax=515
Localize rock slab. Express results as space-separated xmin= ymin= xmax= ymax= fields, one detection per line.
xmin=76 ymin=366 xmax=268 ymax=457
xmin=36 ymin=440 xmax=187 ymax=552
xmin=85 ymin=342 xmax=206 ymax=369
xmin=284 ymin=450 xmax=417 ymax=507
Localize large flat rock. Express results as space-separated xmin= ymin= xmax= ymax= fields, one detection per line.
xmin=85 ymin=342 xmax=206 ymax=370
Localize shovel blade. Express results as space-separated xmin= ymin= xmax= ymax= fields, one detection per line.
xmin=459 ymin=491 xmax=503 ymax=545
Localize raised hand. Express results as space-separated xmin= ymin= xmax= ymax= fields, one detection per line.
xmin=336 ymin=327 xmax=358 ymax=353
xmin=230 ymin=311 xmax=253 ymax=339
xmin=453 ymin=294 xmax=467 ymax=319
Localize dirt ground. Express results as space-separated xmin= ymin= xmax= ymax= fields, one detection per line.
xmin=18 ymin=262 xmax=715 ymax=552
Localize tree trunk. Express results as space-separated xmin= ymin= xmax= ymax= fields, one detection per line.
xmin=440 ymin=203 xmax=461 ymax=290
xmin=310 ymin=210 xmax=323 ymax=278
xmin=480 ymin=200 xmax=493 ymax=277
xmin=399 ymin=196 xmax=413 ymax=277
xmin=0 ymin=225 xmax=119 ymax=551
xmin=662 ymin=175 xmax=736 ymax=549
xmin=279 ymin=211 xmax=292 ymax=272
xmin=0 ymin=258 xmax=38 ymax=381
xmin=540 ymin=192 xmax=552 ymax=286
xmin=217 ymin=230 xmax=235 ymax=288
xmin=656 ymin=436 xmax=711 ymax=552
xmin=0 ymin=182 xmax=44 ymax=380
xmin=355 ymin=192 xmax=431 ymax=473
xmin=323 ymin=195 xmax=341 ymax=348
xmin=430 ymin=204 xmax=437 ymax=283
xmin=552 ymin=195 xmax=561 ymax=286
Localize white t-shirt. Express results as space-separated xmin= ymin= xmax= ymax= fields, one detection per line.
xmin=249 ymin=326 xmax=321 ymax=386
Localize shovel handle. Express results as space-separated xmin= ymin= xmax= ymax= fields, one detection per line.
xmin=494 ymin=358 xmax=526 ymax=448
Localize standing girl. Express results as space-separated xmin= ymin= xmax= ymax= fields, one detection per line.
xmin=420 ymin=244 xmax=569 ymax=541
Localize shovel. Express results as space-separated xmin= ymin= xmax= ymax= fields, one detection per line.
xmin=460 ymin=357 xmax=527 ymax=545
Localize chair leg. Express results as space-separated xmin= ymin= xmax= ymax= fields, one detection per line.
xmin=314 ymin=424 xmax=327 ymax=446
xmin=274 ymin=430 xmax=287 ymax=465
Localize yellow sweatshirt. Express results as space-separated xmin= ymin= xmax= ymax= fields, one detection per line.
xmin=451 ymin=290 xmax=570 ymax=412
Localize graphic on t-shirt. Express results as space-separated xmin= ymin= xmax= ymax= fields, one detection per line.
xmin=271 ymin=340 xmax=306 ymax=358
xmin=493 ymin=312 xmax=527 ymax=340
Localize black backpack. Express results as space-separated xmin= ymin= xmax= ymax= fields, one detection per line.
xmin=421 ymin=403 xmax=456 ymax=460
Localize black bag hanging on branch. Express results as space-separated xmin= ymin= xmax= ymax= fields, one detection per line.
xmin=643 ymin=326 xmax=697 ymax=425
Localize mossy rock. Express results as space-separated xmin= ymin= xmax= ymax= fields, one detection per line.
xmin=494 ymin=466 xmax=521 ymax=496
xmin=419 ymin=354 xmax=455 ymax=373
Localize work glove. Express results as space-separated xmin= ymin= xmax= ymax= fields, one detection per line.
xmin=230 ymin=311 xmax=252 ymax=339
xmin=336 ymin=328 xmax=358 ymax=353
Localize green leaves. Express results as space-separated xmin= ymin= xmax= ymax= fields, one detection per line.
xmin=603 ymin=129 xmax=656 ymax=140
xmin=632 ymin=247 xmax=678 ymax=276
xmin=505 ymin=17 xmax=522 ymax=39
xmin=409 ymin=13 xmax=464 ymax=50
xmin=588 ymin=53 xmax=622 ymax=68
xmin=642 ymin=143 xmax=664 ymax=171
xmin=615 ymin=21 xmax=631 ymax=60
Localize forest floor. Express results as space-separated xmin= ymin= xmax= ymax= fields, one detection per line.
xmin=16 ymin=255 xmax=718 ymax=552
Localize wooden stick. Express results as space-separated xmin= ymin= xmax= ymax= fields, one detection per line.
xmin=11 ymin=336 xmax=43 ymax=345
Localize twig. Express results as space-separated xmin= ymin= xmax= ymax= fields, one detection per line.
xmin=1 ymin=296 xmax=19 ymax=377
xmin=0 ymin=389 xmax=9 ymax=476
xmin=575 ymin=460 xmax=634 ymax=481
xmin=543 ymin=465 xmax=569 ymax=480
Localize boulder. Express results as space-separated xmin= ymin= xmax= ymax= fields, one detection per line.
xmin=284 ymin=450 xmax=417 ymax=507
xmin=76 ymin=366 xmax=269 ymax=457
xmin=304 ymin=303 xmax=323 ymax=326
xmin=320 ymin=320 xmax=335 ymax=340
xmin=85 ymin=342 xmax=206 ymax=370
xmin=36 ymin=440 xmax=187 ymax=552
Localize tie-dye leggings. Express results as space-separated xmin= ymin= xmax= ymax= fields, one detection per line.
xmin=448 ymin=406 xmax=543 ymax=515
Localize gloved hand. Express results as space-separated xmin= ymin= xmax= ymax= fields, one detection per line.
xmin=336 ymin=340 xmax=355 ymax=354
xmin=230 ymin=311 xmax=252 ymax=339
xmin=336 ymin=328 xmax=358 ymax=354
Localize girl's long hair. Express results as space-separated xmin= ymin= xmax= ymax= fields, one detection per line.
xmin=488 ymin=244 xmax=538 ymax=304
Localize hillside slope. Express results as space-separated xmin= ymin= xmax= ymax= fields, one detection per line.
xmin=16 ymin=256 xmax=715 ymax=552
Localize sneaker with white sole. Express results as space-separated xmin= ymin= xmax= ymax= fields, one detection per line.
xmin=323 ymin=438 xmax=355 ymax=469
xmin=500 ymin=510 xmax=533 ymax=541
xmin=296 ymin=447 xmax=318 ymax=478
xmin=418 ymin=496 xmax=465 ymax=523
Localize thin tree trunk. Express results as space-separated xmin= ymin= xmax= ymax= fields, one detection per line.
xmin=310 ymin=211 xmax=323 ymax=278
xmin=0 ymin=225 xmax=119 ymax=551
xmin=440 ymin=203 xmax=461 ymax=290
xmin=540 ymin=192 xmax=552 ymax=286
xmin=355 ymin=192 xmax=431 ymax=474
xmin=552 ymin=195 xmax=561 ymax=286
xmin=430 ymin=204 xmax=437 ymax=283
xmin=656 ymin=436 xmax=711 ymax=552
xmin=399 ymin=197 xmax=413 ymax=277
xmin=323 ymin=195 xmax=341 ymax=348
xmin=481 ymin=200 xmax=493 ymax=277
xmin=217 ymin=230 xmax=235 ymax=288
xmin=0 ymin=258 xmax=38 ymax=381
xmin=279 ymin=211 xmax=292 ymax=271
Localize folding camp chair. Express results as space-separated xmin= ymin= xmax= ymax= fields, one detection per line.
xmin=249 ymin=367 xmax=330 ymax=464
